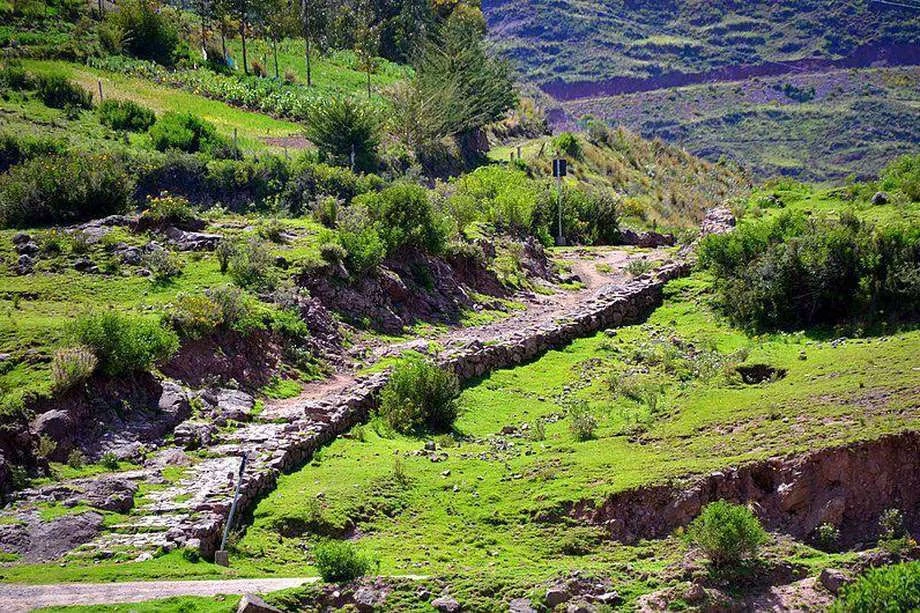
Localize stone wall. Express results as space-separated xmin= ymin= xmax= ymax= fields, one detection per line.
xmin=171 ymin=261 xmax=693 ymax=557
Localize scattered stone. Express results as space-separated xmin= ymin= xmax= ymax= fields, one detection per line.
xmin=684 ymin=582 xmax=707 ymax=604
xmin=11 ymin=232 xmax=31 ymax=246
xmin=546 ymin=586 xmax=570 ymax=608
xmin=592 ymin=592 xmax=621 ymax=606
xmin=165 ymin=227 xmax=222 ymax=251
xmin=424 ymin=440 xmax=437 ymax=452
xmin=236 ymin=593 xmax=282 ymax=613
xmin=509 ymin=597 xmax=537 ymax=613
xmin=15 ymin=241 xmax=39 ymax=255
xmin=603 ymin=329 xmax=617 ymax=337
xmin=872 ymin=191 xmax=890 ymax=206
xmin=353 ymin=586 xmax=385 ymax=612
xmin=73 ymin=257 xmax=99 ymax=273
xmin=431 ymin=595 xmax=461 ymax=612
xmin=16 ymin=254 xmax=34 ymax=274
xmin=819 ymin=568 xmax=852 ymax=595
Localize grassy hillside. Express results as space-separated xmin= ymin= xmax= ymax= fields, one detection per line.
xmin=488 ymin=129 xmax=749 ymax=231
xmin=483 ymin=0 xmax=920 ymax=86
xmin=560 ymin=66 xmax=920 ymax=182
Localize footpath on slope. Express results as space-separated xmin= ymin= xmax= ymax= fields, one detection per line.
xmin=0 ymin=209 xmax=736 ymax=610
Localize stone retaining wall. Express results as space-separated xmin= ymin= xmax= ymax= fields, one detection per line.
xmin=170 ymin=261 xmax=692 ymax=557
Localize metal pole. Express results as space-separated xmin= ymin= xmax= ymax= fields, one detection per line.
xmin=556 ymin=175 xmax=563 ymax=246
xmin=219 ymin=453 xmax=247 ymax=554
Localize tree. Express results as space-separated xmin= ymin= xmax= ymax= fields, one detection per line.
xmin=298 ymin=0 xmax=326 ymax=86
xmin=411 ymin=8 xmax=516 ymax=144
xmin=353 ymin=0 xmax=379 ymax=99
xmin=260 ymin=0 xmax=300 ymax=78
xmin=304 ymin=96 xmax=380 ymax=172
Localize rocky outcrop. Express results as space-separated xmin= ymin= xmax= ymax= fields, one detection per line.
xmin=567 ymin=432 xmax=920 ymax=547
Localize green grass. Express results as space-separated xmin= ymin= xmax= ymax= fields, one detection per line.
xmin=223 ymin=272 xmax=918 ymax=590
xmin=35 ymin=596 xmax=240 ymax=613
xmin=20 ymin=60 xmax=302 ymax=152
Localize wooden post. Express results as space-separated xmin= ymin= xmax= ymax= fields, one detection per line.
xmin=97 ymin=80 xmax=103 ymax=102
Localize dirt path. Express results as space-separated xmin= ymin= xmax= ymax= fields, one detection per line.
xmin=0 ymin=578 xmax=316 ymax=612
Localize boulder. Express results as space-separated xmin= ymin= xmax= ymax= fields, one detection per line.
xmin=872 ymin=192 xmax=890 ymax=206
xmin=546 ymin=586 xmax=570 ymax=608
xmin=592 ymin=592 xmax=621 ymax=606
xmin=819 ymin=568 xmax=852 ymax=595
xmin=566 ymin=602 xmax=596 ymax=613
xmin=81 ymin=477 xmax=137 ymax=513
xmin=31 ymin=410 xmax=75 ymax=450
xmin=237 ymin=593 xmax=282 ymax=613
xmin=165 ymin=227 xmax=222 ymax=251
xmin=684 ymin=582 xmax=707 ymax=604
xmin=431 ymin=595 xmax=461 ymax=612
xmin=11 ymin=232 xmax=31 ymax=246
xmin=509 ymin=598 xmax=537 ymax=613
xmin=15 ymin=241 xmax=39 ymax=255
xmin=353 ymin=585 xmax=385 ymax=612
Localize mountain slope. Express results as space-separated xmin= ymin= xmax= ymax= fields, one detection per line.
xmin=483 ymin=0 xmax=920 ymax=89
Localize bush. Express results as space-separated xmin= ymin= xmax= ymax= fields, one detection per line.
xmin=67 ymin=449 xmax=86 ymax=469
xmin=51 ymin=346 xmax=98 ymax=394
xmin=100 ymin=452 xmax=119 ymax=470
xmin=168 ymin=286 xmax=261 ymax=339
xmin=0 ymin=62 xmax=31 ymax=90
xmin=98 ymin=99 xmax=156 ymax=132
xmin=106 ymin=0 xmax=179 ymax=65
xmin=0 ymin=131 xmax=67 ymax=173
xmin=143 ymin=248 xmax=183 ymax=283
xmin=229 ymin=238 xmax=277 ymax=291
xmin=353 ymin=182 xmax=447 ymax=255
xmin=532 ymin=186 xmax=621 ymax=246
xmin=0 ymin=154 xmax=133 ymax=228
xmin=881 ymin=154 xmax=920 ymax=202
xmin=140 ymin=193 xmax=196 ymax=225
xmin=688 ymin=501 xmax=767 ymax=568
xmin=71 ymin=311 xmax=179 ymax=377
xmin=304 ymin=97 xmax=380 ymax=172
xmin=698 ymin=211 xmax=920 ymax=331
xmin=568 ymin=401 xmax=597 ymax=441
xmin=337 ymin=217 xmax=386 ymax=275
xmin=149 ymin=112 xmax=229 ymax=156
xmin=34 ymin=72 xmax=93 ymax=110
xmin=319 ymin=242 xmax=347 ymax=265
xmin=552 ymin=132 xmax=582 ymax=159
xmin=282 ymin=163 xmax=362 ymax=216
xmin=832 ymin=561 xmax=920 ymax=612
xmin=313 ymin=540 xmax=372 ymax=583
xmin=442 ymin=165 xmax=540 ymax=233
xmin=378 ymin=356 xmax=460 ymax=434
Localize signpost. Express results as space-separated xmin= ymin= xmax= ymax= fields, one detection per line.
xmin=552 ymin=158 xmax=567 ymax=246
xmin=214 ymin=452 xmax=247 ymax=567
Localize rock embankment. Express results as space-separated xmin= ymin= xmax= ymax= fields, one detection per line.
xmin=568 ymin=431 xmax=920 ymax=546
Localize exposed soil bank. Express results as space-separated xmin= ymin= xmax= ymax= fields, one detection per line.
xmin=569 ymin=432 xmax=920 ymax=547
xmin=541 ymin=43 xmax=920 ymax=101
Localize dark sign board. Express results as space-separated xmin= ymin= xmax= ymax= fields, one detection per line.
xmin=552 ymin=158 xmax=567 ymax=178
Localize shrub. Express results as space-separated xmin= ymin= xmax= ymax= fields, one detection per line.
xmin=532 ymin=186 xmax=621 ymax=246
xmin=319 ymin=242 xmax=347 ymax=265
xmin=442 ymin=165 xmax=539 ymax=233
xmin=0 ymin=62 xmax=31 ymax=91
xmin=51 ymin=346 xmax=98 ymax=394
xmin=378 ymin=356 xmax=459 ymax=434
xmin=568 ymin=401 xmax=597 ymax=441
xmin=215 ymin=240 xmax=236 ymax=275
xmin=0 ymin=131 xmax=67 ymax=173
xmin=106 ymin=0 xmax=179 ymax=65
xmin=627 ymin=259 xmax=654 ymax=277
xmin=353 ymin=182 xmax=447 ymax=255
xmin=687 ymin=500 xmax=768 ymax=568
xmin=313 ymin=540 xmax=371 ymax=583
xmin=881 ymin=153 xmax=920 ymax=202
xmin=337 ymin=220 xmax=386 ymax=275
xmin=168 ymin=286 xmax=261 ymax=339
xmin=282 ymin=163 xmax=361 ymax=216
xmin=0 ymin=154 xmax=133 ymax=228
xmin=229 ymin=238 xmax=277 ymax=291
xmin=698 ymin=211 xmax=920 ymax=331
xmin=141 ymin=193 xmax=196 ymax=225
xmin=34 ymin=72 xmax=93 ymax=110
xmin=832 ymin=561 xmax=920 ymax=612
xmin=67 ymin=449 xmax=87 ymax=469
xmin=100 ymin=452 xmax=119 ymax=470
xmin=36 ymin=434 xmax=57 ymax=459
xmin=304 ymin=97 xmax=380 ymax=172
xmin=814 ymin=522 xmax=840 ymax=551
xmin=552 ymin=131 xmax=582 ymax=159
xmin=98 ymin=99 xmax=156 ymax=132
xmin=71 ymin=311 xmax=179 ymax=377
xmin=143 ymin=248 xmax=183 ymax=283
xmin=149 ymin=112 xmax=228 ymax=156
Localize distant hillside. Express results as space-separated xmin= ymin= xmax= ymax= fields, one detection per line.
xmin=482 ymin=0 xmax=920 ymax=90
xmin=561 ymin=66 xmax=920 ymax=182
xmin=482 ymin=0 xmax=920 ymax=181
